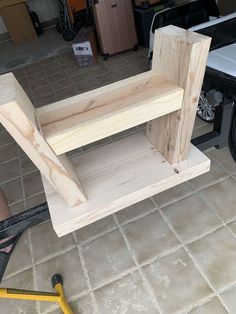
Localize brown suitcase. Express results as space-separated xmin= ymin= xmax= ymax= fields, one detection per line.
xmin=94 ymin=0 xmax=138 ymax=56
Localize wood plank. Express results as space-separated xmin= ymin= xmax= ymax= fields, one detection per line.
xmin=0 ymin=73 xmax=86 ymax=207
xmin=38 ymin=71 xmax=184 ymax=155
xmin=42 ymin=132 xmax=210 ymax=236
xmin=146 ymin=25 xmax=211 ymax=164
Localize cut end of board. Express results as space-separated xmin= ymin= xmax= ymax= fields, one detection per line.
xmin=42 ymin=132 xmax=210 ymax=237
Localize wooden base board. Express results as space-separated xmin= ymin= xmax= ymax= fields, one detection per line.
xmin=42 ymin=133 xmax=210 ymax=237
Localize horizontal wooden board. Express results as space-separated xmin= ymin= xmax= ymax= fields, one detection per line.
xmin=42 ymin=133 xmax=210 ymax=236
xmin=38 ymin=71 xmax=184 ymax=155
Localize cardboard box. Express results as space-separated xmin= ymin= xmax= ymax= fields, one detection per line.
xmin=1 ymin=2 xmax=37 ymax=45
xmin=0 ymin=0 xmax=25 ymax=10
xmin=72 ymin=28 xmax=98 ymax=67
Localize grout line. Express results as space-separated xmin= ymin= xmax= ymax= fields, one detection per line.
xmin=33 ymin=245 xmax=77 ymax=267
xmin=151 ymin=197 xmax=226 ymax=313
xmin=0 ymin=141 xmax=15 ymax=150
xmin=28 ymin=229 xmax=41 ymax=314
xmin=113 ymin=215 xmax=163 ymax=314
xmin=75 ymin=226 xmax=118 ymax=247
xmin=157 ymin=199 xmax=231 ymax=313
xmin=158 ymin=206 xmax=219 ymax=311
xmin=187 ymin=174 xmax=231 ymax=193
xmin=3 ymin=264 xmax=33 ymax=281
xmin=0 ymin=156 xmax=19 ymax=167
xmin=17 ymin=144 xmax=41 ymax=313
xmin=156 ymin=191 xmax=196 ymax=211
xmin=75 ymin=233 xmax=100 ymax=314
xmin=207 ymin=151 xmax=236 ymax=178
xmin=0 ymin=175 xmax=22 ymax=186
xmin=179 ymin=294 xmax=217 ymax=314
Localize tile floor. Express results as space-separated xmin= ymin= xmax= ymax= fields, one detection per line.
xmin=0 ymin=42 xmax=236 ymax=314
xmin=0 ymin=29 xmax=73 ymax=73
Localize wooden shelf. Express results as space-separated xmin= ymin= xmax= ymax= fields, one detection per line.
xmin=38 ymin=71 xmax=183 ymax=155
xmin=42 ymin=133 xmax=210 ymax=237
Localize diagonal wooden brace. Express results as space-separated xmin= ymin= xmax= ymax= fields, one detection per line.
xmin=0 ymin=73 xmax=86 ymax=207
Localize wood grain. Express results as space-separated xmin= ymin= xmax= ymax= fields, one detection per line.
xmin=38 ymin=72 xmax=184 ymax=155
xmin=146 ymin=25 xmax=211 ymax=164
xmin=42 ymin=132 xmax=210 ymax=236
xmin=0 ymin=73 xmax=86 ymax=207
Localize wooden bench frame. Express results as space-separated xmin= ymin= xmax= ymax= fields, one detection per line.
xmin=0 ymin=26 xmax=211 ymax=236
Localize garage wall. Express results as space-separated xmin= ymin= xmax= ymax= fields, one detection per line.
xmin=0 ymin=0 xmax=58 ymax=35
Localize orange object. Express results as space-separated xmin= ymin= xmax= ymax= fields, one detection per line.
xmin=67 ymin=0 xmax=87 ymax=23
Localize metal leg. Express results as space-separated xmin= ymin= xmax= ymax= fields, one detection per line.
xmin=192 ymin=98 xmax=235 ymax=151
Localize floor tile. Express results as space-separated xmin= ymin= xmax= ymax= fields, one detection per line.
xmin=31 ymin=84 xmax=53 ymax=98
xmin=74 ymin=78 xmax=102 ymax=93
xmin=143 ymin=248 xmax=212 ymax=314
xmin=24 ymin=62 xmax=42 ymax=76
xmin=36 ymin=248 xmax=88 ymax=313
xmin=50 ymin=76 xmax=73 ymax=90
xmin=25 ymin=192 xmax=46 ymax=210
xmin=153 ymin=182 xmax=194 ymax=208
xmin=192 ymin=123 xmax=213 ymax=139
xmin=188 ymin=161 xmax=228 ymax=191
xmin=30 ymin=221 xmax=76 ymax=264
xmin=188 ymin=227 xmax=236 ymax=291
xmin=27 ymin=76 xmax=48 ymax=91
xmin=9 ymin=201 xmax=25 ymax=215
xmin=95 ymin=72 xmax=117 ymax=87
xmin=208 ymin=147 xmax=236 ymax=175
xmin=13 ymin=67 xmax=26 ymax=80
xmin=23 ymin=171 xmax=44 ymax=198
xmin=95 ymin=271 xmax=158 ymax=314
xmin=199 ymin=178 xmax=236 ymax=223
xmin=41 ymin=60 xmax=61 ymax=72
xmin=161 ymin=194 xmax=222 ymax=243
xmin=33 ymin=92 xmax=57 ymax=108
xmin=20 ymin=154 xmax=37 ymax=175
xmin=0 ymin=143 xmax=18 ymax=164
xmin=0 ymin=131 xmax=14 ymax=147
xmin=40 ymin=56 xmax=58 ymax=66
xmin=189 ymin=297 xmax=227 ymax=314
xmin=0 ymin=159 xmax=20 ymax=183
xmin=0 ymin=178 xmax=23 ymax=205
xmin=123 ymin=210 xmax=180 ymax=264
xmin=69 ymin=294 xmax=96 ymax=314
xmin=102 ymin=55 xmax=129 ymax=70
xmin=4 ymin=232 xmax=31 ymax=278
xmin=75 ymin=215 xmax=117 ymax=244
xmin=194 ymin=116 xmax=208 ymax=130
xmin=220 ymin=286 xmax=236 ymax=313
xmin=81 ymin=229 xmax=134 ymax=288
xmin=0 ymin=268 xmax=37 ymax=314
xmin=55 ymin=84 xmax=78 ymax=100
xmin=116 ymin=198 xmax=156 ymax=225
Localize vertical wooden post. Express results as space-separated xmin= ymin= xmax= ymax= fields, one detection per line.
xmin=0 ymin=73 xmax=86 ymax=207
xmin=146 ymin=25 xmax=211 ymax=164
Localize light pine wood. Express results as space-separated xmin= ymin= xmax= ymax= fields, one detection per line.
xmin=0 ymin=73 xmax=86 ymax=207
xmin=146 ymin=25 xmax=211 ymax=164
xmin=42 ymin=133 xmax=210 ymax=236
xmin=0 ymin=27 xmax=211 ymax=236
xmin=38 ymin=72 xmax=184 ymax=155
